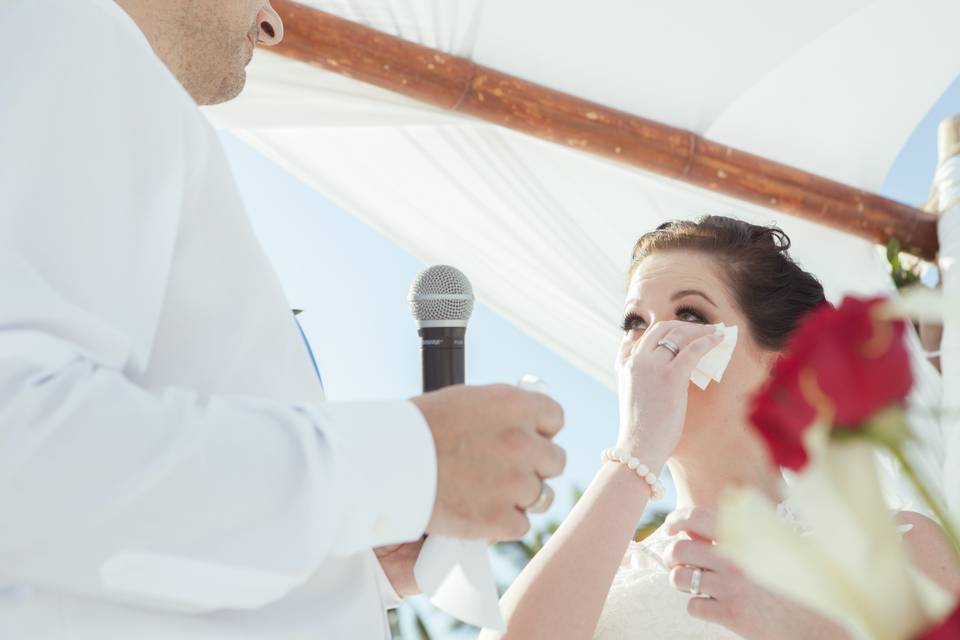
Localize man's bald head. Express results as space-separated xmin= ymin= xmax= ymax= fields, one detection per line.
xmin=114 ymin=0 xmax=283 ymax=105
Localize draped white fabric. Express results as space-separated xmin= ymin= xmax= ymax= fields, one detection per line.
xmin=937 ymin=159 xmax=960 ymax=519
xmin=205 ymin=0 xmax=960 ymax=509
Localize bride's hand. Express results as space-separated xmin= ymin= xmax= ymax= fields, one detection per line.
xmin=664 ymin=508 xmax=851 ymax=640
xmin=616 ymin=321 xmax=723 ymax=469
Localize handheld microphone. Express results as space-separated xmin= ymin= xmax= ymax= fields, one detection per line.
xmin=408 ymin=265 xmax=475 ymax=392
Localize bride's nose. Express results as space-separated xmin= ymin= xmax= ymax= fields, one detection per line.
xmin=257 ymin=2 xmax=284 ymax=46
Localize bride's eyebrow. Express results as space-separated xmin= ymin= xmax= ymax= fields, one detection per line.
xmin=670 ymin=289 xmax=718 ymax=308
xmin=621 ymin=291 xmax=717 ymax=313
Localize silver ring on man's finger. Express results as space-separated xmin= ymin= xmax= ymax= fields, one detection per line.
xmin=656 ymin=338 xmax=680 ymax=357
xmin=525 ymin=483 xmax=553 ymax=514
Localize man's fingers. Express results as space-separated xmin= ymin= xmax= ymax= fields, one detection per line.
xmin=524 ymin=482 xmax=555 ymax=514
xmin=501 ymin=508 xmax=532 ymax=541
xmin=514 ymin=471 xmax=543 ymax=510
xmin=525 ymin=390 xmax=565 ymax=438
xmin=535 ymin=440 xmax=567 ymax=479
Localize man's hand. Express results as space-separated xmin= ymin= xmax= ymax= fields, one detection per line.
xmin=375 ymin=537 xmax=426 ymax=598
xmin=412 ymin=384 xmax=566 ymax=542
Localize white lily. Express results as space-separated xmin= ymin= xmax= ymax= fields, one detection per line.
xmin=883 ymin=286 xmax=960 ymax=324
xmin=717 ymin=425 xmax=955 ymax=640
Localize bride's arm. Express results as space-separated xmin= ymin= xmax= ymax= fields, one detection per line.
xmin=481 ymin=462 xmax=655 ymax=640
xmin=480 ymin=322 xmax=724 ymax=640
xmin=897 ymin=511 xmax=960 ymax=593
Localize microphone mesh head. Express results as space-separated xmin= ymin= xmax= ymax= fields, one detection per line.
xmin=408 ymin=265 xmax=475 ymax=327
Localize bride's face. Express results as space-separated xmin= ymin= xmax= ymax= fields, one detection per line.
xmin=624 ymin=250 xmax=775 ymax=445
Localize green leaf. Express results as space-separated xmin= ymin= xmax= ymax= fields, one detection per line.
xmin=858 ymin=405 xmax=910 ymax=450
xmin=415 ymin=612 xmax=431 ymax=639
xmin=886 ymin=238 xmax=901 ymax=269
xmin=388 ymin=610 xmax=402 ymax=637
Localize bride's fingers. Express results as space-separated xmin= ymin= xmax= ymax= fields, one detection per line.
xmin=620 ymin=321 xmax=720 ymax=367
xmin=669 ymin=566 xmax=726 ymax=599
xmin=665 ymin=507 xmax=718 ymax=542
xmin=617 ymin=331 xmax=640 ymax=366
xmin=636 ymin=321 xmax=707 ymax=355
xmin=649 ymin=322 xmax=718 ymax=351
xmin=669 ymin=330 xmax=724 ymax=377
xmin=687 ymin=595 xmax=726 ymax=625
xmin=664 ymin=539 xmax=734 ymax=574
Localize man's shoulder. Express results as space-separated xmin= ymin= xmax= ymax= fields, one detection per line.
xmin=3 ymin=0 xmax=201 ymax=120
xmin=5 ymin=0 xmax=141 ymax=39
xmin=7 ymin=0 xmax=151 ymax=62
xmin=2 ymin=0 xmax=213 ymax=172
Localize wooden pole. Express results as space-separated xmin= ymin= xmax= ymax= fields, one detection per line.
xmin=269 ymin=0 xmax=940 ymax=261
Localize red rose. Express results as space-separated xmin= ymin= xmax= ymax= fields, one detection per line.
xmin=917 ymin=603 xmax=960 ymax=640
xmin=749 ymin=296 xmax=913 ymax=470
xmin=750 ymin=351 xmax=817 ymax=470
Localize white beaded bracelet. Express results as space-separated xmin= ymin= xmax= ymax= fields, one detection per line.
xmin=601 ymin=447 xmax=666 ymax=501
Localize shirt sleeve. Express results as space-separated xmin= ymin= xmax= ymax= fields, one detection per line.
xmin=0 ymin=0 xmax=436 ymax=613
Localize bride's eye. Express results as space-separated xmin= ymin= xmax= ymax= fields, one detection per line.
xmin=620 ymin=312 xmax=645 ymax=333
xmin=676 ymin=305 xmax=707 ymax=324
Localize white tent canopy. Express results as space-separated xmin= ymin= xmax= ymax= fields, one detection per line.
xmin=205 ymin=0 xmax=959 ymax=505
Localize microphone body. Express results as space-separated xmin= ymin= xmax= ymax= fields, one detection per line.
xmin=418 ymin=326 xmax=466 ymax=391
xmin=409 ymin=265 xmax=475 ymax=392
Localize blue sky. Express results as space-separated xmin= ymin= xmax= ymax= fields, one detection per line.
xmin=220 ymin=72 xmax=957 ymax=637
xmin=220 ymin=133 xmax=621 ymax=524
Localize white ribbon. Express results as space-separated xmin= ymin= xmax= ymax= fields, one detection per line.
xmin=413 ymin=537 xmax=504 ymax=631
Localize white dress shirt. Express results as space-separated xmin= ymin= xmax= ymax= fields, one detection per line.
xmin=0 ymin=0 xmax=437 ymax=637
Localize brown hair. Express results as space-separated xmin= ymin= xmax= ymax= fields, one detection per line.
xmin=629 ymin=215 xmax=827 ymax=351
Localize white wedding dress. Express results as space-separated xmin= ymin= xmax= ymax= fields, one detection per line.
xmin=593 ymin=525 xmax=742 ymax=640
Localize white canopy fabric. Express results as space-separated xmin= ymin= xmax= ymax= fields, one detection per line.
xmin=205 ymin=0 xmax=959 ymax=506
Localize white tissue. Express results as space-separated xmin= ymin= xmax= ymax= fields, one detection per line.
xmin=413 ymin=375 xmax=550 ymax=631
xmin=690 ymin=323 xmax=738 ymax=390
xmin=413 ymin=537 xmax=504 ymax=631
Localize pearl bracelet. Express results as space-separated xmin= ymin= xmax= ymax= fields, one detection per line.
xmin=601 ymin=447 xmax=666 ymax=501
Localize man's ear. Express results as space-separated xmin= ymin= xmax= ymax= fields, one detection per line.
xmin=257 ymin=2 xmax=284 ymax=46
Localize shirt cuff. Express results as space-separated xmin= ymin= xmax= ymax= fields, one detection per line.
xmin=309 ymin=400 xmax=438 ymax=554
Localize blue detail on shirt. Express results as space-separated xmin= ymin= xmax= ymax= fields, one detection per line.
xmin=294 ymin=315 xmax=324 ymax=390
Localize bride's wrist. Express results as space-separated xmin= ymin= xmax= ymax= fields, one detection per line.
xmin=615 ymin=437 xmax=668 ymax=474
xmin=602 ymin=446 xmax=667 ymax=501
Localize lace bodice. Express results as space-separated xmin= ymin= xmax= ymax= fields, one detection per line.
xmin=594 ymin=501 xmax=809 ymax=639
xmin=593 ymin=527 xmax=742 ymax=640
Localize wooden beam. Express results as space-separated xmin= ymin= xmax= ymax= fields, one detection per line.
xmin=269 ymin=0 xmax=940 ymax=261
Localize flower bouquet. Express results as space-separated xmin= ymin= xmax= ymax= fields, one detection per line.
xmin=717 ymin=295 xmax=960 ymax=640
